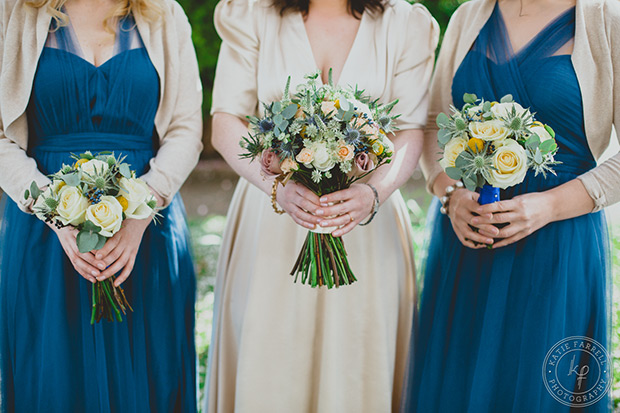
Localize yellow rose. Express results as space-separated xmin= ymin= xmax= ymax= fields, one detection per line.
xmin=488 ymin=139 xmax=528 ymax=189
xmin=469 ymin=120 xmax=510 ymax=142
xmin=280 ymin=158 xmax=299 ymax=173
xmin=118 ymin=177 xmax=154 ymax=220
xmin=468 ymin=138 xmax=485 ymax=153
xmin=296 ymin=148 xmax=315 ymax=165
xmin=337 ymin=142 xmax=355 ymax=161
xmin=74 ymin=158 xmax=89 ymax=169
xmin=321 ymin=101 xmax=338 ymax=118
xmin=56 ymin=186 xmax=89 ymax=226
xmin=85 ymin=196 xmax=123 ymax=237
xmin=439 ymin=136 xmax=469 ymax=170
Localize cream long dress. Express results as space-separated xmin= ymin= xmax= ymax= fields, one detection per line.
xmin=205 ymin=1 xmax=438 ymax=412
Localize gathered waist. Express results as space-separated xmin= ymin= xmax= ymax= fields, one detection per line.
xmin=30 ymin=132 xmax=156 ymax=153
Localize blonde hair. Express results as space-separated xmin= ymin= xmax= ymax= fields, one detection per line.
xmin=25 ymin=0 xmax=165 ymax=32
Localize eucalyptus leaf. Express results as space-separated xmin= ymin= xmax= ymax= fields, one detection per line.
xmin=436 ymin=112 xmax=450 ymax=128
xmin=463 ymin=93 xmax=477 ymax=104
xmin=94 ymin=235 xmax=107 ymax=251
xmin=79 ymin=152 xmax=94 ymax=160
xmin=437 ymin=129 xmax=452 ymax=146
xmin=445 ymin=167 xmax=462 ymax=180
xmin=119 ymin=164 xmax=131 ymax=179
xmin=24 ymin=190 xmax=30 ymax=200
xmin=77 ymin=231 xmax=100 ymax=253
xmin=455 ymin=153 xmax=471 ymax=169
xmin=500 ymin=94 xmax=513 ymax=103
xmin=272 ymin=101 xmax=282 ymax=114
xmin=281 ymin=104 xmax=298 ymax=119
xmin=544 ymin=124 xmax=556 ymax=138
xmin=29 ymin=182 xmax=41 ymax=200
xmin=82 ymin=220 xmax=102 ymax=234
xmin=540 ymin=139 xmax=555 ymax=154
xmin=526 ymin=134 xmax=541 ymax=150
xmin=273 ymin=114 xmax=284 ymax=125
xmin=483 ymin=101 xmax=492 ymax=112
xmin=62 ymin=172 xmax=80 ymax=187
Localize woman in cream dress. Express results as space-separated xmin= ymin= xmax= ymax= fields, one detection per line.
xmin=206 ymin=0 xmax=437 ymax=411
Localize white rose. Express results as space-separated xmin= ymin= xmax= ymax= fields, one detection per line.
xmin=439 ymin=136 xmax=469 ymax=170
xmin=85 ymin=196 xmax=123 ymax=237
xmin=469 ymin=120 xmax=510 ymax=142
xmin=529 ymin=124 xmax=553 ymax=142
xmin=56 ymin=186 xmax=89 ymax=226
xmin=119 ymin=177 xmax=154 ymax=220
xmin=80 ymin=159 xmax=109 ymax=176
xmin=311 ymin=143 xmax=336 ymax=172
xmin=33 ymin=187 xmax=54 ymax=221
xmin=490 ymin=102 xmax=528 ymax=119
xmin=467 ymin=104 xmax=484 ymax=120
xmin=488 ymin=139 xmax=528 ymax=189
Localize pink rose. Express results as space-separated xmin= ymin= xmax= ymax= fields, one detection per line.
xmin=349 ymin=152 xmax=376 ymax=177
xmin=260 ymin=150 xmax=283 ymax=177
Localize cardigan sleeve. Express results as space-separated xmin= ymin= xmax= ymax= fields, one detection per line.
xmin=0 ymin=2 xmax=51 ymax=212
xmin=141 ymin=1 xmax=204 ymax=207
xmin=419 ymin=6 xmax=465 ymax=194
xmin=577 ymin=1 xmax=620 ymax=211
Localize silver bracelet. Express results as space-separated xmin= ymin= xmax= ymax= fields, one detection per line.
xmin=439 ymin=181 xmax=464 ymax=215
xmin=359 ymin=183 xmax=380 ymax=226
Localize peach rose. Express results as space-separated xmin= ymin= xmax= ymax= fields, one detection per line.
xmin=296 ymin=148 xmax=315 ymax=165
xmin=337 ymin=142 xmax=355 ymax=161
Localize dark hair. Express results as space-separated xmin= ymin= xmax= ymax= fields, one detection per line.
xmin=274 ymin=0 xmax=385 ymax=18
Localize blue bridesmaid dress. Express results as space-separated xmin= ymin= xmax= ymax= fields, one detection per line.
xmin=403 ymin=5 xmax=611 ymax=412
xmin=0 ymin=17 xmax=196 ymax=412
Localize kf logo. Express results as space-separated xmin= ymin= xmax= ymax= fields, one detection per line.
xmin=568 ymin=354 xmax=589 ymax=390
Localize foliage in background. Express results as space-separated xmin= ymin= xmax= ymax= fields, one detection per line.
xmin=177 ymin=0 xmax=466 ymax=114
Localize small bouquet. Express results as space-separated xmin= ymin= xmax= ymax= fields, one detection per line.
xmin=241 ymin=71 xmax=398 ymax=288
xmin=437 ymin=93 xmax=559 ymax=202
xmin=25 ymin=151 xmax=158 ymax=323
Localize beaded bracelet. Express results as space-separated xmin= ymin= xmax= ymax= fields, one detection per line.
xmin=271 ymin=178 xmax=285 ymax=215
xmin=439 ymin=181 xmax=464 ymax=215
xmin=359 ymin=183 xmax=380 ymax=226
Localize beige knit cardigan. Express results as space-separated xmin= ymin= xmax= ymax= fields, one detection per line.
xmin=0 ymin=0 xmax=203 ymax=212
xmin=420 ymin=0 xmax=620 ymax=212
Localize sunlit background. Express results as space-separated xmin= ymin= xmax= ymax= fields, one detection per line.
xmin=0 ymin=0 xmax=618 ymax=410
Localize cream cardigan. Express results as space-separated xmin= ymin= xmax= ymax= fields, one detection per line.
xmin=0 ymin=0 xmax=203 ymax=211
xmin=420 ymin=0 xmax=620 ymax=212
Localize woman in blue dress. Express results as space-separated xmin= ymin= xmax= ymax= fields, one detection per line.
xmin=405 ymin=0 xmax=620 ymax=411
xmin=0 ymin=0 xmax=202 ymax=411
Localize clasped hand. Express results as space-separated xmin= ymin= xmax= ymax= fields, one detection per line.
xmin=448 ymin=188 xmax=552 ymax=249
xmin=276 ymin=181 xmax=376 ymax=237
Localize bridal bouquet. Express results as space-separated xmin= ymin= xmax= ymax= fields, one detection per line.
xmin=437 ymin=93 xmax=559 ymax=203
xmin=25 ymin=151 xmax=158 ymax=323
xmin=240 ymin=71 xmax=398 ymax=288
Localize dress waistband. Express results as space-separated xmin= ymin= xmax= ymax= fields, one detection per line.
xmin=31 ymin=132 xmax=156 ymax=152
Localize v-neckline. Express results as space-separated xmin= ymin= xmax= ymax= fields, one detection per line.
xmin=61 ymin=9 xmax=121 ymax=68
xmin=496 ymin=3 xmax=576 ymax=58
xmin=296 ymin=12 xmax=366 ymax=85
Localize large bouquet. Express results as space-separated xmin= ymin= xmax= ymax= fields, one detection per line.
xmin=437 ymin=93 xmax=559 ymax=203
xmin=25 ymin=152 xmax=158 ymax=323
xmin=241 ymin=71 xmax=398 ymax=288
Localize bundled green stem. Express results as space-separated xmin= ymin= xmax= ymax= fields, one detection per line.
xmin=90 ymin=278 xmax=133 ymax=324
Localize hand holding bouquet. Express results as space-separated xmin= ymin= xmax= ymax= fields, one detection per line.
xmin=25 ymin=152 xmax=158 ymax=323
xmin=241 ymin=71 xmax=398 ymax=288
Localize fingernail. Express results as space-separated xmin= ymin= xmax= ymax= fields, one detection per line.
xmin=98 ymin=264 xmax=105 ymax=270
xmin=96 ymin=254 xmax=102 ymax=260
xmin=320 ymin=197 xmax=327 ymax=203
xmin=333 ymin=231 xmax=341 ymax=237
xmin=486 ymin=239 xmax=494 ymax=244
xmin=91 ymin=270 xmax=98 ymax=276
xmin=471 ymin=218 xmax=479 ymax=225
xmin=320 ymin=221 xmax=328 ymax=227
xmin=320 ymin=203 xmax=328 ymax=207
xmin=316 ymin=209 xmax=324 ymax=215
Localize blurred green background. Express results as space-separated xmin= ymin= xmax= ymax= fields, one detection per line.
xmin=175 ymin=0 xmax=620 ymax=410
